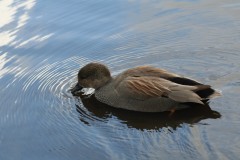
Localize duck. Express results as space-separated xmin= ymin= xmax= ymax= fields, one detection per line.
xmin=71 ymin=62 xmax=221 ymax=112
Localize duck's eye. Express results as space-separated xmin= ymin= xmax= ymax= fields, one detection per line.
xmin=80 ymin=75 xmax=87 ymax=79
xmin=81 ymin=75 xmax=86 ymax=79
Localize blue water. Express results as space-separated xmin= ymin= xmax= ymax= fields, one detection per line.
xmin=0 ymin=0 xmax=240 ymax=159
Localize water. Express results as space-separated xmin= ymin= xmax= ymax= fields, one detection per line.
xmin=0 ymin=0 xmax=240 ymax=159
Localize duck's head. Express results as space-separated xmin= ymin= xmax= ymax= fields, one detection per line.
xmin=71 ymin=63 xmax=111 ymax=96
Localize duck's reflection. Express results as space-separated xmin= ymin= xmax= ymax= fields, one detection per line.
xmin=75 ymin=95 xmax=221 ymax=130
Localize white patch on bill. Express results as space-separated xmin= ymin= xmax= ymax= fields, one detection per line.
xmin=81 ymin=88 xmax=95 ymax=96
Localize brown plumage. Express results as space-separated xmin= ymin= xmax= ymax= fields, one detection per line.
xmin=71 ymin=63 xmax=221 ymax=112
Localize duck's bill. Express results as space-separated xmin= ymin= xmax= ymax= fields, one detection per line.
xmin=71 ymin=83 xmax=83 ymax=96
xmin=81 ymin=88 xmax=95 ymax=96
xmin=71 ymin=84 xmax=95 ymax=96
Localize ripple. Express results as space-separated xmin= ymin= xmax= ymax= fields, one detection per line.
xmin=0 ymin=55 xmax=96 ymax=155
xmin=1 ymin=0 xmax=240 ymax=159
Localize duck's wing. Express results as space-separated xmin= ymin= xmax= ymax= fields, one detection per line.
xmin=123 ymin=66 xmax=220 ymax=99
xmin=115 ymin=76 xmax=211 ymax=104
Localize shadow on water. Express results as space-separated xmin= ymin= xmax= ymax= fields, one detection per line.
xmin=75 ymin=95 xmax=221 ymax=130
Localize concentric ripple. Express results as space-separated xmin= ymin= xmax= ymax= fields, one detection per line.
xmin=1 ymin=0 xmax=240 ymax=159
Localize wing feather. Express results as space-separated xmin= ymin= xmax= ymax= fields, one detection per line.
xmin=117 ymin=76 xmax=204 ymax=104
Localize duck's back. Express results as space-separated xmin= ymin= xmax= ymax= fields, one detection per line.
xmin=118 ymin=66 xmax=220 ymax=100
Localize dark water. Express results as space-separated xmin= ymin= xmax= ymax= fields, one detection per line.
xmin=1 ymin=0 xmax=240 ymax=159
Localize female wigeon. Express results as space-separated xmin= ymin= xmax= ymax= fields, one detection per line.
xmin=71 ymin=63 xmax=220 ymax=112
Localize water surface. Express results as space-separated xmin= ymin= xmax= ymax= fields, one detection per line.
xmin=0 ymin=0 xmax=240 ymax=159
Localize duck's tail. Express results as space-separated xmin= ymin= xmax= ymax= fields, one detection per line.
xmin=167 ymin=76 xmax=221 ymax=103
xmin=195 ymin=85 xmax=221 ymax=100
